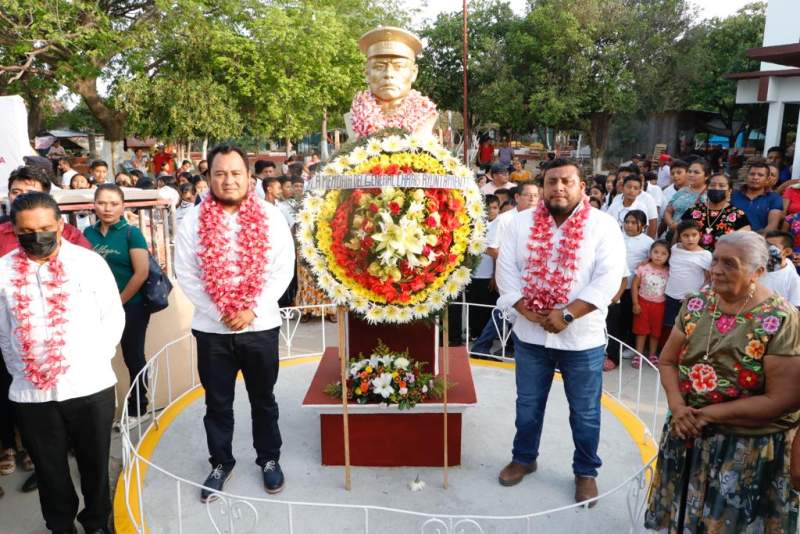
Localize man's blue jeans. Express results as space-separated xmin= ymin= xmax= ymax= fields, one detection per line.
xmin=471 ymin=308 xmax=513 ymax=355
xmin=512 ymin=339 xmax=604 ymax=477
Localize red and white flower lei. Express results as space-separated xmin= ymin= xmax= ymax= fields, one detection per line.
xmin=350 ymin=89 xmax=437 ymax=138
xmin=197 ymin=193 xmax=271 ymax=317
xmin=522 ymin=197 xmax=592 ymax=312
xmin=12 ymin=249 xmax=69 ymax=390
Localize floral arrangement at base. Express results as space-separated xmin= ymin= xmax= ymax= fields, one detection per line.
xmin=298 ymin=129 xmax=487 ymax=324
xmin=324 ymin=341 xmax=445 ymax=410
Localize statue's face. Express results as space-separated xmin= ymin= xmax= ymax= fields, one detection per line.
xmin=366 ymin=56 xmax=418 ymax=104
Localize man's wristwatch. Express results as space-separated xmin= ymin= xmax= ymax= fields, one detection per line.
xmin=561 ymin=308 xmax=575 ymax=324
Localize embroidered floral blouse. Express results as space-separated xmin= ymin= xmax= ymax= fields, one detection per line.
xmin=675 ymin=288 xmax=800 ymax=435
xmin=680 ymin=202 xmax=750 ymax=252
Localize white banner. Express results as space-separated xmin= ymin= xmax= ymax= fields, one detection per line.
xmin=0 ymin=95 xmax=36 ymax=198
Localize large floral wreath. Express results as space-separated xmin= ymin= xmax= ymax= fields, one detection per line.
xmin=297 ymin=130 xmax=487 ymax=324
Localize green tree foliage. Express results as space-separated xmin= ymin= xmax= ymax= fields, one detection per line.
xmin=686 ymin=2 xmax=767 ymax=146
xmin=416 ymin=0 xmax=517 ymax=131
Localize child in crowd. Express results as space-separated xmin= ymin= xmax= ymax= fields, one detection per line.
xmin=604 ymin=210 xmax=651 ymax=371
xmin=783 ymin=211 xmax=800 ymax=273
xmin=621 ymin=210 xmax=653 ymax=350
xmin=175 ymin=183 xmax=197 ymax=226
xmin=606 ymin=175 xmax=658 ymax=238
xmin=761 ymin=230 xmax=800 ymax=306
xmin=589 ymin=197 xmax=603 ymax=210
xmin=632 ymin=241 xmax=670 ymax=368
xmin=663 ymin=220 xmax=712 ymax=329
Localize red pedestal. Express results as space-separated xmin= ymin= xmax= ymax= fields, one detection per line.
xmin=302 ymin=346 xmax=477 ymax=467
xmin=347 ymin=315 xmax=437 ymax=371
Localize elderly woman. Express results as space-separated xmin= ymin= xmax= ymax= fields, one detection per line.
xmin=645 ymin=231 xmax=800 ymax=533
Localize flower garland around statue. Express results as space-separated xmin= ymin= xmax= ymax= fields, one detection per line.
xmin=350 ymin=90 xmax=438 ymax=139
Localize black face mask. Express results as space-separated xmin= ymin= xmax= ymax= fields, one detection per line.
xmin=707 ymin=189 xmax=727 ymax=203
xmin=18 ymin=231 xmax=58 ymax=258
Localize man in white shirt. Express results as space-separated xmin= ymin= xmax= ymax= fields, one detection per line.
xmin=762 ymin=231 xmax=800 ymax=306
xmin=471 ymin=181 xmax=539 ymax=355
xmin=495 ymin=159 xmax=626 ymax=506
xmin=656 ymin=154 xmax=671 ymax=189
xmin=175 ymin=145 xmax=295 ymax=501
xmin=253 ymin=160 xmax=277 ymax=200
xmin=481 ymin=162 xmax=511 ymax=195
xmin=0 ymin=192 xmax=124 ymax=534
xmin=57 ymin=158 xmax=78 ymax=188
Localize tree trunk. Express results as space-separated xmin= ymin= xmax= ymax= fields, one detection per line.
xmin=588 ymin=112 xmax=613 ymax=173
xmin=320 ymin=108 xmax=329 ymax=161
xmin=285 ymin=137 xmax=292 ymax=157
xmin=71 ymin=76 xmax=126 ymax=142
xmin=25 ymin=92 xmax=43 ymax=140
xmin=202 ymin=137 xmax=208 ymax=159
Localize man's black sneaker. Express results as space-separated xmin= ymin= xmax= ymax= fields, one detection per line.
xmin=22 ymin=473 xmax=37 ymax=493
xmin=200 ymin=464 xmax=233 ymax=503
xmin=262 ymin=460 xmax=285 ymax=494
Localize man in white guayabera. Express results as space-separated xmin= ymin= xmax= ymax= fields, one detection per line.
xmin=495 ymin=159 xmax=626 ymax=507
xmin=175 ymin=144 xmax=295 ymax=502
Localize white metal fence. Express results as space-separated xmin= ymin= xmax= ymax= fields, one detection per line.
xmin=118 ymin=303 xmax=663 ymax=534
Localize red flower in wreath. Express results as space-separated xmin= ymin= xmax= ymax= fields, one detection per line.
xmin=737 ymin=369 xmax=760 ymax=390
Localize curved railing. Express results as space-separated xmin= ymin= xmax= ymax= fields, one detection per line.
xmin=118 ymin=303 xmax=664 ymax=534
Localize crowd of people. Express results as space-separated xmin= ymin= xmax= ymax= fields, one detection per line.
xmin=1 ymin=136 xmax=799 ymax=532
xmin=474 ymin=145 xmax=800 ymax=532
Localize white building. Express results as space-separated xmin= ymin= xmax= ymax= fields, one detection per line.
xmin=729 ymin=0 xmax=800 ymax=178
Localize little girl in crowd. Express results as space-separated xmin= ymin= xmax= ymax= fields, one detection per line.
xmin=663 ymin=220 xmax=712 ymax=331
xmin=605 ymin=210 xmax=653 ymax=371
xmin=631 ymin=241 xmax=670 ymax=368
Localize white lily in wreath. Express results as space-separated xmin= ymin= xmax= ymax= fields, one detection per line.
xmin=371 ymin=213 xmax=426 ymax=267
xmin=372 ymin=373 xmax=395 ymax=398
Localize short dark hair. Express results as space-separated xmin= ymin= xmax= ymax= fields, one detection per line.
xmin=494 ymin=187 xmax=511 ymax=199
xmin=748 ymin=161 xmax=771 ymax=175
xmin=543 ymin=158 xmax=584 ymax=180
xmin=90 ymin=159 xmax=108 ymax=170
xmin=765 ymin=230 xmax=794 ymax=251
xmin=670 ymin=159 xmax=689 ymax=171
xmin=645 ymin=171 xmax=658 ymax=182
xmin=180 ymin=182 xmax=196 ymax=195
xmin=688 ymin=158 xmax=711 ymax=177
xmin=8 ymin=165 xmax=51 ymax=193
xmin=617 ymin=164 xmax=639 ymax=176
xmin=484 ymin=194 xmax=499 ymax=206
xmin=291 ymin=176 xmax=304 ymax=185
xmin=254 ymin=160 xmax=276 ymax=174
xmin=178 ymin=171 xmax=193 ymax=181
xmin=207 ymin=144 xmax=248 ymax=173
xmin=137 ymin=178 xmax=155 ymax=190
xmin=677 ymin=219 xmax=701 ymax=237
xmin=58 ymin=157 xmax=72 ymax=167
xmin=623 ymin=209 xmax=647 ymax=228
xmin=94 ymin=183 xmax=125 ymax=201
xmin=622 ymin=174 xmax=642 ymax=186
xmin=264 ymin=176 xmax=281 ymax=188
xmin=182 ymin=159 xmax=192 ymax=166
xmin=10 ymin=191 xmax=61 ymax=224
xmin=708 ymin=172 xmax=733 ymax=188
xmin=767 ymin=146 xmax=783 ymax=156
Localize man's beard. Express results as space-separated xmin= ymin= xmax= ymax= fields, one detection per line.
xmin=544 ymin=200 xmax=573 ymax=216
xmin=210 ymin=190 xmax=244 ymax=206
